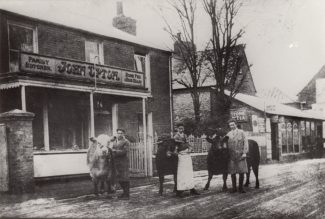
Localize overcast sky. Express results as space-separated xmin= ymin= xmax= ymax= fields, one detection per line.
xmin=1 ymin=0 xmax=325 ymax=99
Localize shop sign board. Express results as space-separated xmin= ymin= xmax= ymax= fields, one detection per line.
xmin=20 ymin=53 xmax=144 ymax=88
xmin=230 ymin=110 xmax=247 ymax=121
xmin=252 ymin=115 xmax=259 ymax=133
xmin=266 ymin=118 xmax=271 ymax=132
xmin=258 ymin=117 xmax=266 ymax=133
xmin=271 ymin=115 xmax=278 ymax=123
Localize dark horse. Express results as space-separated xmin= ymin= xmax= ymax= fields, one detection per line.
xmin=156 ymin=135 xmax=178 ymax=195
xmin=204 ymin=137 xmax=260 ymax=190
xmin=87 ymin=135 xmax=116 ymax=196
xmin=245 ymin=139 xmax=260 ymax=189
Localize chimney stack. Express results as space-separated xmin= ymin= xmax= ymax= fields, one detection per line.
xmin=113 ymin=2 xmax=137 ymax=36
xmin=117 ymin=1 xmax=123 ymax=16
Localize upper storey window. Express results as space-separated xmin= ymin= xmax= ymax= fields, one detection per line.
xmin=8 ymin=22 xmax=38 ymax=72
xmin=134 ymin=54 xmax=146 ymax=73
xmin=85 ymin=41 xmax=103 ymax=64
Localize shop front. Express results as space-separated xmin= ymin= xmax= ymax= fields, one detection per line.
xmin=230 ymin=93 xmax=325 ymax=163
xmin=0 ymin=52 xmax=153 ymax=178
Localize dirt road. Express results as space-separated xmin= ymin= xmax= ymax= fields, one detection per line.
xmin=1 ymin=159 xmax=325 ymax=218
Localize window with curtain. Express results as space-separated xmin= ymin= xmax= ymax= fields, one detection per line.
xmin=8 ymin=23 xmax=36 ymax=72
xmin=85 ymin=41 xmax=103 ymax=64
xmin=134 ymin=54 xmax=146 ymax=73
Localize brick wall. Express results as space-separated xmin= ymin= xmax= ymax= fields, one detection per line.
xmin=173 ymin=89 xmax=211 ymax=122
xmin=0 ymin=110 xmax=35 ymax=193
xmin=0 ymin=13 xmax=9 ymax=73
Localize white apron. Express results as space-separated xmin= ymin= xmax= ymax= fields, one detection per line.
xmin=177 ymin=152 xmax=195 ymax=191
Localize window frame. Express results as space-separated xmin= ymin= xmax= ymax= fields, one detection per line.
xmin=134 ymin=53 xmax=151 ymax=91
xmin=7 ymin=21 xmax=38 ymax=71
xmin=84 ymin=40 xmax=104 ymax=64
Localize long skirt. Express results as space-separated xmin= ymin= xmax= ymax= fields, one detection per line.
xmin=177 ymin=154 xmax=195 ymax=191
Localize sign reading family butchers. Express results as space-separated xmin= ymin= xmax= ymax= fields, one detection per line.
xmin=20 ymin=53 xmax=144 ymax=87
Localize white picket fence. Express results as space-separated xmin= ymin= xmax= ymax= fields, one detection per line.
xmin=152 ymin=133 xmax=212 ymax=155
xmin=128 ymin=142 xmax=146 ymax=177
xmin=128 ymin=134 xmax=211 ymax=177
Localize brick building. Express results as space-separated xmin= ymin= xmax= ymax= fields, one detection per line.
xmin=173 ymin=45 xmax=257 ymax=122
xmin=0 ymin=9 xmax=172 ymax=181
xmin=298 ymin=65 xmax=325 ymax=113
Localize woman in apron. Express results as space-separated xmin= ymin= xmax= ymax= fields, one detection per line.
xmin=173 ymin=124 xmax=200 ymax=198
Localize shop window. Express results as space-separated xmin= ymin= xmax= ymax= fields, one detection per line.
xmin=85 ymin=41 xmax=103 ymax=64
xmin=300 ymin=121 xmax=306 ymax=152
xmin=287 ymin=122 xmax=293 ymax=153
xmin=280 ymin=123 xmax=287 ymax=154
xmin=48 ymin=92 xmax=89 ymax=151
xmin=8 ymin=22 xmax=37 ymax=72
xmin=293 ymin=122 xmax=299 ymax=153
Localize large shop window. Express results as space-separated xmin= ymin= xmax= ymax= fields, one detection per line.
xmin=281 ymin=121 xmax=300 ymax=154
xmin=48 ymin=92 xmax=90 ymax=151
xmin=8 ymin=22 xmax=37 ymax=72
xmin=85 ymin=41 xmax=103 ymax=64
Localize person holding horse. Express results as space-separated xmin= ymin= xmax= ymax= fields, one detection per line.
xmin=204 ymin=128 xmax=229 ymax=191
xmin=226 ymin=119 xmax=248 ymax=193
xmin=173 ymin=124 xmax=200 ymax=197
xmin=112 ymin=128 xmax=130 ymax=200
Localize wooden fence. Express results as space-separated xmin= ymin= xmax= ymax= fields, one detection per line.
xmin=128 ymin=142 xmax=146 ymax=177
xmin=152 ymin=133 xmax=212 ymax=155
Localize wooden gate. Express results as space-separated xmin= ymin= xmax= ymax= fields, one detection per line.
xmin=0 ymin=123 xmax=9 ymax=192
xmin=128 ymin=142 xmax=146 ymax=177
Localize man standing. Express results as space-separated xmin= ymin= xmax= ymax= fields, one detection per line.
xmin=226 ymin=119 xmax=248 ymax=193
xmin=112 ymin=128 xmax=130 ymax=199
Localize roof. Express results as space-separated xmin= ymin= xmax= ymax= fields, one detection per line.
xmin=0 ymin=7 xmax=170 ymax=52
xmin=257 ymin=87 xmax=297 ymax=103
xmin=233 ymin=92 xmax=325 ymax=120
xmin=172 ymin=45 xmax=257 ymax=94
xmin=298 ymin=64 xmax=325 ymax=96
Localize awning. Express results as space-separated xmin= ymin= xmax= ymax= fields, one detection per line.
xmin=233 ymin=92 xmax=325 ymax=121
xmin=0 ymin=80 xmax=151 ymax=98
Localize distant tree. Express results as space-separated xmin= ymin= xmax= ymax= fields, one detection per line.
xmin=163 ymin=0 xmax=210 ymax=123
xmin=203 ymin=0 xmax=248 ymax=126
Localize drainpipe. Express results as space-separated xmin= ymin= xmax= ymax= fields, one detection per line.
xmin=169 ymin=55 xmax=174 ymax=136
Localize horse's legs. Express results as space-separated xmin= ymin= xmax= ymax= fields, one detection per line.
xmin=245 ymin=165 xmax=251 ymax=187
xmin=204 ymin=172 xmax=213 ymax=190
xmin=222 ymin=173 xmax=228 ymax=191
xmin=252 ymin=165 xmax=259 ymax=189
xmin=158 ymin=174 xmax=164 ymax=196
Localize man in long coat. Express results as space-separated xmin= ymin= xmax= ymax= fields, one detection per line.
xmin=226 ymin=120 xmax=248 ymax=193
xmin=112 ymin=128 xmax=130 ymax=199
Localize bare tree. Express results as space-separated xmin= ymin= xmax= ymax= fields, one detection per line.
xmin=163 ymin=0 xmax=209 ymax=123
xmin=203 ymin=0 xmax=247 ymax=126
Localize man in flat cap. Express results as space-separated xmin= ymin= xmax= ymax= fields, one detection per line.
xmin=112 ymin=128 xmax=130 ymax=199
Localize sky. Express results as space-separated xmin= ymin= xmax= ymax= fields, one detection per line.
xmin=0 ymin=0 xmax=324 ymax=99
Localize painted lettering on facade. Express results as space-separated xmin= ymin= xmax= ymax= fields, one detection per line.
xmin=20 ymin=53 xmax=144 ymax=87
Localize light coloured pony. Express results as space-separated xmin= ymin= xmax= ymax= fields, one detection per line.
xmin=87 ymin=134 xmax=116 ymax=196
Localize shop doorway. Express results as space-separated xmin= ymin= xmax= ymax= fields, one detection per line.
xmin=271 ymin=123 xmax=279 ymax=160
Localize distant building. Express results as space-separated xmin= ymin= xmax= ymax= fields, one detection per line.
xmin=173 ymin=44 xmax=257 ymax=122
xmin=298 ymin=65 xmax=325 ymax=113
